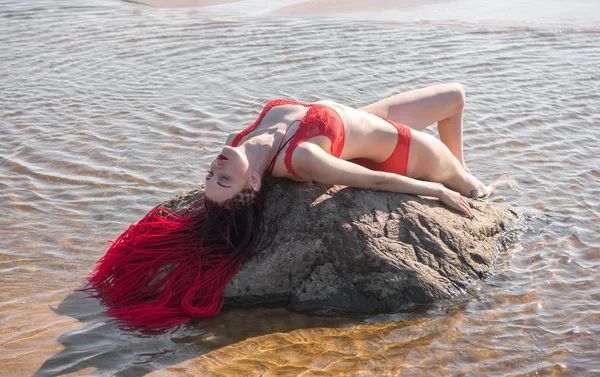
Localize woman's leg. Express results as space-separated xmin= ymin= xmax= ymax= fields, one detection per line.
xmin=360 ymin=83 xmax=469 ymax=172
xmin=407 ymin=130 xmax=492 ymax=198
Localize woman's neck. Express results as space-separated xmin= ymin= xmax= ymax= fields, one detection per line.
xmin=239 ymin=105 xmax=308 ymax=177
xmin=240 ymin=127 xmax=286 ymax=177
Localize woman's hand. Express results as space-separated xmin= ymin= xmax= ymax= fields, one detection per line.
xmin=438 ymin=187 xmax=474 ymax=218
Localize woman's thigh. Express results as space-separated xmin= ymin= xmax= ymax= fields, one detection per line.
xmin=407 ymin=131 xmax=476 ymax=194
xmin=359 ymin=83 xmax=464 ymax=130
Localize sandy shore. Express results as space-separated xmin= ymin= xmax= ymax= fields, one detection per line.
xmin=125 ymin=0 xmax=238 ymax=8
xmin=277 ymin=0 xmax=446 ymax=14
xmin=125 ymin=0 xmax=446 ymax=13
xmin=121 ymin=0 xmax=600 ymax=26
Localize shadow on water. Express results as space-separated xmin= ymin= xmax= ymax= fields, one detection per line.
xmin=33 ymin=290 xmax=180 ymax=377
xmin=33 ymin=290 xmax=360 ymax=376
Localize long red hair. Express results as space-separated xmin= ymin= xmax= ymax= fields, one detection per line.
xmin=84 ymin=187 xmax=265 ymax=330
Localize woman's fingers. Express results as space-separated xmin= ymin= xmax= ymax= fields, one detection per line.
xmin=459 ymin=196 xmax=474 ymax=218
xmin=440 ymin=188 xmax=474 ymax=218
xmin=455 ymin=197 xmax=471 ymax=217
xmin=462 ymin=199 xmax=474 ymax=218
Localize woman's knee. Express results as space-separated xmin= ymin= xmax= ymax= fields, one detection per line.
xmin=446 ymin=83 xmax=466 ymax=109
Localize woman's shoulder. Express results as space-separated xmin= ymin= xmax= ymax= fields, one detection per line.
xmin=225 ymin=130 xmax=242 ymax=146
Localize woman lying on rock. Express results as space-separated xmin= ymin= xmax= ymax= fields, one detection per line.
xmin=87 ymin=83 xmax=495 ymax=329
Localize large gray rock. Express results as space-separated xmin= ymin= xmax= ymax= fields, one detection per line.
xmin=160 ymin=179 xmax=517 ymax=315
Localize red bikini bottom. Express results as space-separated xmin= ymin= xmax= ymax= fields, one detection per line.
xmin=350 ymin=118 xmax=411 ymax=176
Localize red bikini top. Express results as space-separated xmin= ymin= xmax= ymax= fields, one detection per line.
xmin=231 ymin=99 xmax=345 ymax=179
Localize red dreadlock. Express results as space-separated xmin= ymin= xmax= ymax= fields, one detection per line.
xmin=84 ymin=187 xmax=265 ymax=330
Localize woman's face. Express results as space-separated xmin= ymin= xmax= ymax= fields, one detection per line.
xmin=204 ymin=146 xmax=251 ymax=203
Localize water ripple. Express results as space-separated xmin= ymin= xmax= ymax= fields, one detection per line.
xmin=0 ymin=0 xmax=599 ymax=376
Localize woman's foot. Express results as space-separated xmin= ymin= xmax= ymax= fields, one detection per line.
xmin=468 ymin=183 xmax=494 ymax=199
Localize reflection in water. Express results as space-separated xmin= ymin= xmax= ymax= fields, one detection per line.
xmin=0 ymin=0 xmax=599 ymax=376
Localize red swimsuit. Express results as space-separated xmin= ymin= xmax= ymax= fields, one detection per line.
xmin=231 ymin=99 xmax=411 ymax=178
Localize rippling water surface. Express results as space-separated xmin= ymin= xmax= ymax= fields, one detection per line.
xmin=1 ymin=0 xmax=598 ymax=376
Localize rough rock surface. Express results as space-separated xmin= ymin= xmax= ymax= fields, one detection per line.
xmin=160 ymin=179 xmax=517 ymax=314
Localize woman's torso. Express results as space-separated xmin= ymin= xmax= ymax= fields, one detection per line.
xmin=227 ymin=100 xmax=402 ymax=179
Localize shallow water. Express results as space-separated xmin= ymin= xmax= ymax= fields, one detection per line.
xmin=0 ymin=0 xmax=598 ymax=376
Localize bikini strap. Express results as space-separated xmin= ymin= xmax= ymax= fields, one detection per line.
xmin=266 ymin=120 xmax=299 ymax=177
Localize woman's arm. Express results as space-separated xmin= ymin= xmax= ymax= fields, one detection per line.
xmin=293 ymin=143 xmax=474 ymax=217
